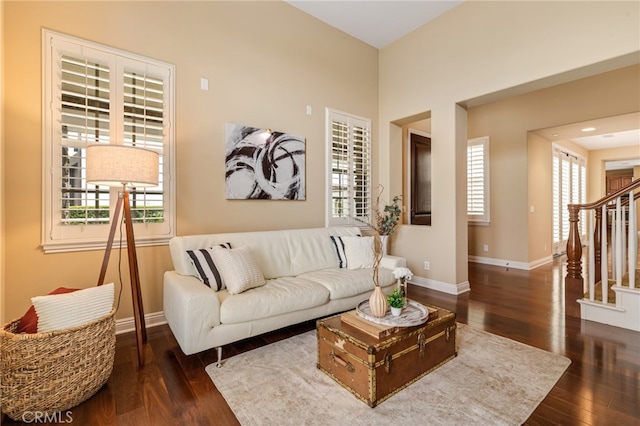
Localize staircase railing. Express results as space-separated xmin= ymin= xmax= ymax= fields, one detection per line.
xmin=566 ymin=178 xmax=640 ymax=315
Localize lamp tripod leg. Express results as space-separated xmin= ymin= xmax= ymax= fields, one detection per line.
xmin=123 ymin=192 xmax=147 ymax=366
xmin=97 ymin=190 xmax=147 ymax=366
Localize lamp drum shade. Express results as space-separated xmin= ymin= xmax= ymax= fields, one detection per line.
xmin=86 ymin=145 xmax=159 ymax=188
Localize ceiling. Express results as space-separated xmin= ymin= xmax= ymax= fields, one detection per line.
xmin=286 ymin=0 xmax=639 ymax=166
xmin=533 ymin=113 xmax=640 ymax=170
xmin=286 ymin=1 xmax=464 ymax=49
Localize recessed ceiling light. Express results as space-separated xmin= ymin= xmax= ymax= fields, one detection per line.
xmin=581 ymin=127 xmax=596 ymax=132
xmin=551 ymin=133 xmax=559 ymax=137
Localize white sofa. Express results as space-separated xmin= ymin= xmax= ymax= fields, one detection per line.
xmin=163 ymin=226 xmax=405 ymax=365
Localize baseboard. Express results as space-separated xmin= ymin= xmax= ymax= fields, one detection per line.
xmin=410 ymin=276 xmax=470 ymax=295
xmin=468 ymin=255 xmax=553 ymax=270
xmin=115 ymin=311 xmax=167 ymax=335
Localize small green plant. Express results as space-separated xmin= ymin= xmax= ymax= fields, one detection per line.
xmin=387 ymin=288 xmax=404 ymax=309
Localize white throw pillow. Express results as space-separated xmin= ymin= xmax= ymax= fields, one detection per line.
xmin=210 ymin=245 xmax=266 ymax=295
xmin=32 ymin=283 xmax=115 ymax=333
xmin=341 ymin=236 xmax=375 ymax=270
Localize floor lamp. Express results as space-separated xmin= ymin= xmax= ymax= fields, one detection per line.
xmin=86 ymin=144 xmax=159 ymax=367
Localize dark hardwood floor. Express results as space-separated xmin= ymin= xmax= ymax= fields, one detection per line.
xmin=3 ymin=257 xmax=639 ymax=425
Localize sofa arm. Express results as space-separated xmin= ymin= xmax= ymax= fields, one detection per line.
xmin=380 ymin=255 xmax=407 ymax=270
xmin=163 ymin=271 xmax=221 ymax=355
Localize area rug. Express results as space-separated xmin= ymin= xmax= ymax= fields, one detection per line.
xmin=206 ymin=323 xmax=570 ymax=425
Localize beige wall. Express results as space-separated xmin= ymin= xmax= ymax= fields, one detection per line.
xmin=1 ymin=1 xmax=379 ymax=322
xmin=380 ymin=1 xmax=639 ymax=284
xmin=1 ymin=0 xmax=5 ymax=324
xmin=526 ymin=133 xmax=554 ymax=262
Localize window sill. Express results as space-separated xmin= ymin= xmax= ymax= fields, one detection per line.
xmin=42 ymin=236 xmax=171 ymax=254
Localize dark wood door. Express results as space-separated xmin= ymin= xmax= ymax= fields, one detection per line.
xmin=410 ymin=133 xmax=432 ymax=225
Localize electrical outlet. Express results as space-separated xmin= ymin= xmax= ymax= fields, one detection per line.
xmin=423 ymin=261 xmax=430 ymax=270
xmin=483 ymin=244 xmax=489 ymax=252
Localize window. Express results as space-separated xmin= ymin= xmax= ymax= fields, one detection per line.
xmin=467 ymin=136 xmax=490 ymax=224
xmin=552 ymin=146 xmax=586 ymax=255
xmin=42 ymin=30 xmax=175 ymax=253
xmin=326 ymin=109 xmax=371 ymax=227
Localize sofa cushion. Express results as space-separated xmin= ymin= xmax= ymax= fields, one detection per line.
xmin=218 ymin=276 xmax=330 ymax=324
xmin=298 ymin=267 xmax=395 ymax=300
xmin=341 ymin=236 xmax=375 ymax=269
xmin=211 ymin=245 xmax=266 ymax=295
xmin=186 ymin=243 xmax=232 ymax=291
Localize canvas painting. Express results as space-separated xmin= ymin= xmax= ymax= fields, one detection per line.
xmin=225 ymin=123 xmax=306 ymax=200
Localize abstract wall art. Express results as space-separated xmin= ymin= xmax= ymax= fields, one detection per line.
xmin=225 ymin=123 xmax=306 ymax=200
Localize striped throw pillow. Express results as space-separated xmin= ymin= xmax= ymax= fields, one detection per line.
xmin=330 ymin=236 xmax=348 ymax=268
xmin=187 ymin=243 xmax=232 ymax=291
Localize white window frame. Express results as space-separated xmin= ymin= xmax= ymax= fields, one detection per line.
xmin=467 ymin=136 xmax=490 ymax=225
xmin=325 ymin=108 xmax=372 ymax=228
xmin=42 ymin=30 xmax=175 ymax=253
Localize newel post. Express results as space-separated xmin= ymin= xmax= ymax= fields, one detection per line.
xmin=565 ymin=204 xmax=583 ymax=317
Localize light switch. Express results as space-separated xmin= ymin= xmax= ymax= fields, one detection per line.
xmin=200 ymin=78 xmax=209 ymax=91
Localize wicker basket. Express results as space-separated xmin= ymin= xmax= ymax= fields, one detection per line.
xmin=0 ymin=309 xmax=116 ymax=421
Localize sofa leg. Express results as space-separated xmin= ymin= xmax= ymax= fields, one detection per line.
xmin=215 ymin=346 xmax=223 ymax=368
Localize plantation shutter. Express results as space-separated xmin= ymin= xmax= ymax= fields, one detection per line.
xmin=328 ymin=110 xmax=371 ymax=226
xmin=467 ymin=137 xmax=490 ymax=223
xmin=60 ymin=55 xmax=112 ymax=225
xmin=123 ymin=69 xmax=165 ymax=224
xmin=552 ymin=155 xmax=561 ymax=245
xmin=552 ymin=147 xmax=586 ymax=254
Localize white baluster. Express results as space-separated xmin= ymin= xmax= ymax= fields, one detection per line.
xmin=622 ymin=204 xmax=627 ymax=286
xmin=601 ymin=205 xmax=608 ymax=304
xmin=629 ymin=189 xmax=637 ymax=289
xmin=611 ymin=206 xmax=617 ymax=281
xmin=588 ymin=209 xmax=595 ymax=301
xmin=616 ymin=197 xmax=623 ymax=289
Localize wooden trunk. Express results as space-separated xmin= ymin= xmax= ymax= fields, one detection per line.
xmin=316 ymin=304 xmax=456 ymax=407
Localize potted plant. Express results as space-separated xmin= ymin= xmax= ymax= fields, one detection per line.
xmin=357 ymin=185 xmax=404 ymax=318
xmin=387 ymin=288 xmax=405 ymax=316
xmin=392 ymin=267 xmax=413 ymax=305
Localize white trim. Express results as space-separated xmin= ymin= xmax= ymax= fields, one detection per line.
xmin=42 ymin=236 xmax=171 ymax=254
xmin=468 ymin=255 xmax=553 ymax=270
xmin=410 ymin=276 xmax=470 ymax=295
xmin=115 ymin=310 xmax=166 ymax=335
